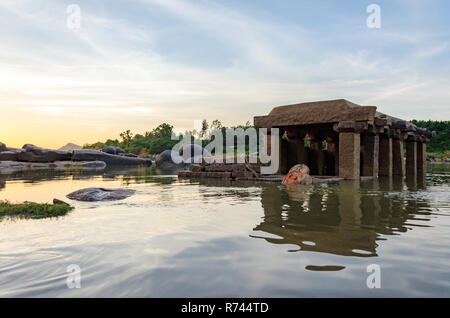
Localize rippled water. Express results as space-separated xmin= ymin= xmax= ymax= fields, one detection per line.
xmin=0 ymin=164 xmax=449 ymax=297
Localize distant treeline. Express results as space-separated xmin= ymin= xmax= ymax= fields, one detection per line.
xmin=84 ymin=119 xmax=449 ymax=156
xmin=411 ymin=120 xmax=450 ymax=153
xmin=84 ymin=120 xmax=253 ymax=156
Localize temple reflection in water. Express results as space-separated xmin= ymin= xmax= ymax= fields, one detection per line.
xmin=252 ymin=174 xmax=430 ymax=258
xmin=1 ymin=168 xmax=431 ymax=260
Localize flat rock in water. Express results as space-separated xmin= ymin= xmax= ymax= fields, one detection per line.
xmin=0 ymin=160 xmax=106 ymax=174
xmin=66 ymin=187 xmax=136 ymax=202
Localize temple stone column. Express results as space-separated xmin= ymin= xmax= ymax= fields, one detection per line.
xmin=417 ymin=141 xmax=427 ymax=173
xmin=406 ymin=137 xmax=417 ymax=176
xmin=379 ymin=136 xmax=393 ymax=177
xmin=338 ymin=132 xmax=360 ymax=180
xmin=361 ymin=133 xmax=379 ymax=177
xmin=392 ymin=137 xmax=405 ymax=176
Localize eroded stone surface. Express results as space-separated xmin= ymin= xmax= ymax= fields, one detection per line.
xmin=72 ymin=149 xmax=152 ymax=166
xmin=102 ymin=147 xmax=125 ymax=155
xmin=19 ymin=144 xmax=72 ymax=162
xmin=155 ymin=150 xmax=184 ymax=169
xmin=0 ymin=150 xmax=23 ymax=161
xmin=67 ymin=187 xmax=136 ymax=202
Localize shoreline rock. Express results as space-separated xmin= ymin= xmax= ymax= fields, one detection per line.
xmin=19 ymin=144 xmax=72 ymax=162
xmin=156 ymin=145 xmax=211 ymax=169
xmin=0 ymin=160 xmax=107 ymax=174
xmin=72 ymin=149 xmax=152 ymax=166
xmin=101 ymin=146 xmax=125 ymax=155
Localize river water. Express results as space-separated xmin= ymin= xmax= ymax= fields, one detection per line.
xmin=0 ymin=164 xmax=449 ymax=297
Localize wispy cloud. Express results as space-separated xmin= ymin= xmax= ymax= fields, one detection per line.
xmin=0 ymin=0 xmax=449 ymax=147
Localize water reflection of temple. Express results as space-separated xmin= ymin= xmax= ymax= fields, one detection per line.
xmin=252 ymin=177 xmax=430 ymax=258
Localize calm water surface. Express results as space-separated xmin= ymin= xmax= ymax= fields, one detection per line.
xmin=0 ymin=165 xmax=449 ymax=297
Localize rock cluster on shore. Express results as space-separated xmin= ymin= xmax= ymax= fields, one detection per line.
xmin=0 ymin=142 xmax=152 ymax=174
xmin=155 ymin=144 xmax=211 ymax=170
xmin=427 ymin=152 xmax=450 ymax=163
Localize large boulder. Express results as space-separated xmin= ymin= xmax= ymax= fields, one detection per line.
xmin=180 ymin=144 xmax=211 ymax=163
xmin=18 ymin=144 xmax=72 ymax=163
xmin=0 ymin=150 xmax=23 ymax=161
xmin=155 ymin=150 xmax=184 ymax=169
xmin=72 ymin=149 xmax=151 ymax=166
xmin=67 ymin=187 xmax=136 ymax=202
xmin=102 ymin=146 xmax=125 ymax=155
xmin=0 ymin=142 xmax=6 ymax=152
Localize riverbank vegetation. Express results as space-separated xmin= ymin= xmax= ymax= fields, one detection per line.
xmin=411 ymin=120 xmax=449 ymax=153
xmin=84 ymin=120 xmax=449 ymax=156
xmin=84 ymin=120 xmax=254 ymax=156
xmin=0 ymin=201 xmax=74 ymax=220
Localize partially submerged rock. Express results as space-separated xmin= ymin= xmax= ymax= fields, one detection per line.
xmin=156 ymin=145 xmax=211 ymax=169
xmin=0 ymin=142 xmax=6 ymax=152
xmin=0 ymin=160 xmax=106 ymax=174
xmin=180 ymin=144 xmax=211 ymax=163
xmin=155 ymin=150 xmax=185 ymax=169
xmin=66 ymin=187 xmax=136 ymax=202
xmin=72 ymin=149 xmax=152 ymax=166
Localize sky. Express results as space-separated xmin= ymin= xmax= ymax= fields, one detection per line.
xmin=0 ymin=0 xmax=449 ymax=148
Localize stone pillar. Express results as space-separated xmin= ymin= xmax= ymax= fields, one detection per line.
xmin=310 ymin=140 xmax=325 ymax=175
xmin=379 ymin=137 xmax=393 ymax=177
xmin=392 ymin=138 xmax=405 ymax=176
xmin=361 ymin=133 xmax=379 ymax=177
xmin=406 ymin=138 xmax=417 ymax=176
xmin=338 ymin=132 xmax=360 ymax=180
xmin=417 ymin=141 xmax=427 ymax=173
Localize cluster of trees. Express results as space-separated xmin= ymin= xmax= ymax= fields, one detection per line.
xmin=411 ymin=120 xmax=450 ymax=153
xmin=84 ymin=119 xmax=448 ymax=156
xmin=84 ymin=123 xmax=179 ymax=156
xmin=84 ymin=120 xmax=255 ymax=156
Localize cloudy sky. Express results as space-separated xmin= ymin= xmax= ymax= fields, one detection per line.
xmin=1 ymin=0 xmax=449 ymax=148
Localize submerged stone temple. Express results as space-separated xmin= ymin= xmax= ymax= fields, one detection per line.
xmin=254 ymin=99 xmax=434 ymax=180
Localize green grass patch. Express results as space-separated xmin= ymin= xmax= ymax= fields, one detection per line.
xmin=0 ymin=200 xmax=74 ymax=220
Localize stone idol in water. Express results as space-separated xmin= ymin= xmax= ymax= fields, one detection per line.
xmin=282 ymin=164 xmax=312 ymax=185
